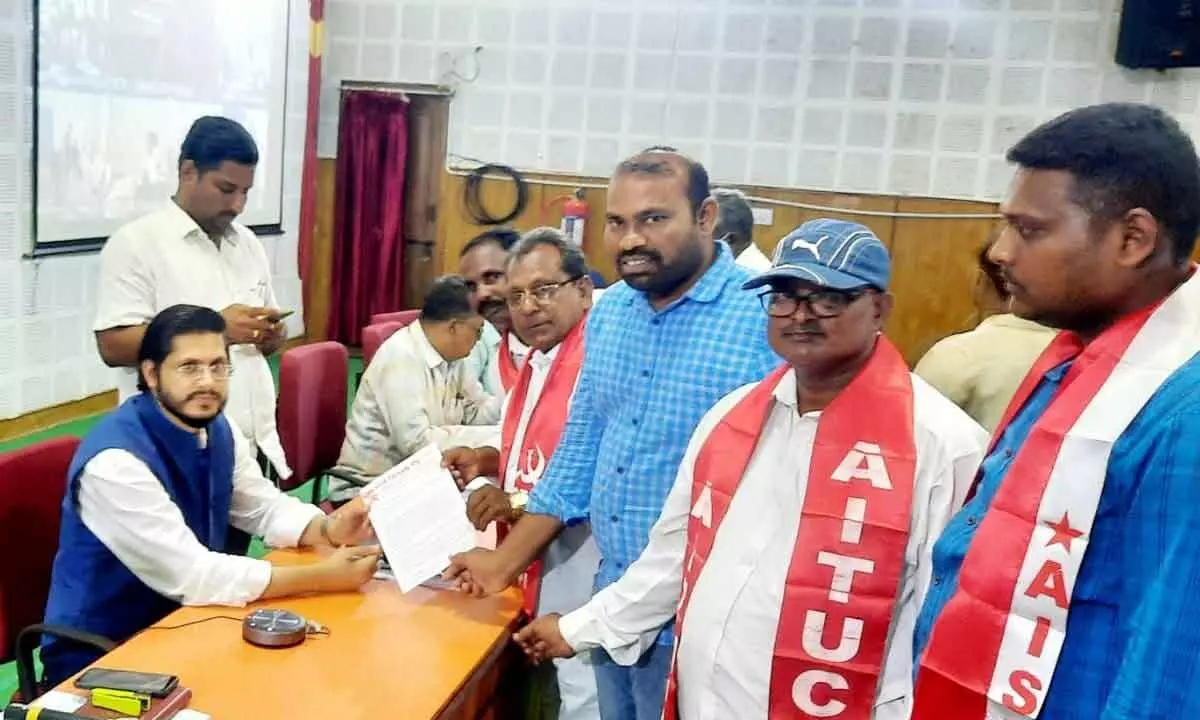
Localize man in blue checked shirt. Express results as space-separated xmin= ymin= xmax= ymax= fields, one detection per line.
xmin=445 ymin=148 xmax=779 ymax=719
xmin=912 ymin=103 xmax=1200 ymax=719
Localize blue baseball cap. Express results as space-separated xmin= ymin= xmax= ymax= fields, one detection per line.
xmin=743 ymin=219 xmax=891 ymax=292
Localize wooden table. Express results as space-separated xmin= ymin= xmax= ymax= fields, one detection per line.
xmin=52 ymin=550 xmax=526 ymax=718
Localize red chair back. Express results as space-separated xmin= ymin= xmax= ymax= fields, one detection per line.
xmin=276 ymin=342 xmax=349 ymax=493
xmin=362 ymin=321 xmax=407 ymax=369
xmin=369 ymin=310 xmax=420 ymax=328
xmin=0 ymin=436 xmax=80 ymax=663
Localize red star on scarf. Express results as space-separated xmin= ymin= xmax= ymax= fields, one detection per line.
xmin=1044 ymin=512 xmax=1084 ymax=553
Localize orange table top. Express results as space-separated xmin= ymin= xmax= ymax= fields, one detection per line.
xmin=53 ymin=549 xmax=523 ymax=718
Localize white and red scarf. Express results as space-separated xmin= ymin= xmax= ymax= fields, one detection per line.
xmin=497 ymin=333 xmax=522 ymax=392
xmin=663 ymin=338 xmax=917 ymax=720
xmin=497 ymin=316 xmax=587 ymax=615
xmin=913 ymin=269 xmax=1200 ymax=719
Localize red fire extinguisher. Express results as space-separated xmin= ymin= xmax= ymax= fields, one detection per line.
xmin=560 ymin=189 xmax=589 ymax=247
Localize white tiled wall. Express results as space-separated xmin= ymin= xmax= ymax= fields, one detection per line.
xmin=318 ymin=0 xmax=1200 ymax=201
xmin=0 ymin=0 xmax=309 ymax=419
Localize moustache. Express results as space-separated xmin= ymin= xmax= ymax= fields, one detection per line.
xmin=188 ymin=392 xmax=222 ymax=402
xmin=619 ymin=250 xmax=663 ymax=264
xmin=780 ymin=322 xmax=825 ymax=337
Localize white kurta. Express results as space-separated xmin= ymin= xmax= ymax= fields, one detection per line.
xmin=93 ymin=202 xmax=292 ymax=478
xmin=471 ymin=341 xmax=602 ymax=720
xmin=559 ymin=370 xmax=988 ymax=720
xmin=735 ymin=242 xmax=774 ymax=272
xmin=77 ymin=416 xmax=322 ymax=606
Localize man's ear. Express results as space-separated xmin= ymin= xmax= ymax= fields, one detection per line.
xmin=874 ymin=292 xmax=894 ymax=327
xmin=140 ymin=360 xmax=159 ymax=392
xmin=1117 ymin=208 xmax=1162 ymax=269
xmin=697 ymin=196 xmax=719 ymax=236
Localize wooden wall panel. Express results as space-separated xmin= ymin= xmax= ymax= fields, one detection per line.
xmin=744 ymin=188 xmax=900 ymax=257
xmin=305 ymin=158 xmax=338 ymax=343
xmin=886 ymin=197 xmax=1001 ymax=364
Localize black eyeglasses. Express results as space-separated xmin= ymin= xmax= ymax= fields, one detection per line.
xmin=506 ymin=276 xmax=583 ymax=307
xmin=758 ymin=288 xmax=868 ymax=319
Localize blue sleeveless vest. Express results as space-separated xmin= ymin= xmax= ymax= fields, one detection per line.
xmin=40 ymin=393 xmax=235 ymax=685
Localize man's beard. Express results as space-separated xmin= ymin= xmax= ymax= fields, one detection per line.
xmin=157 ymin=387 xmax=225 ymax=429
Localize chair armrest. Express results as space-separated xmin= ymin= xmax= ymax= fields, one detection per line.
xmin=15 ymin=623 xmax=116 ymax=702
xmin=326 ymin=466 xmax=375 ymax=488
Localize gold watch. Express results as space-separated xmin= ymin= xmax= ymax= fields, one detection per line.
xmin=509 ymin=490 xmax=530 ymax=517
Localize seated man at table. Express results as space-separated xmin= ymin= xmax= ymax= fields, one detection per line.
xmin=41 ymin=304 xmax=380 ymax=686
xmin=330 ymin=276 xmax=501 ymax=504
xmin=444 ymin=227 xmax=601 ymax=720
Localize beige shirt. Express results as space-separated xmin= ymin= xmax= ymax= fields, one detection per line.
xmin=332 ymin=321 xmax=500 ymax=500
xmin=92 ymin=202 xmax=291 ymax=478
xmin=559 ymin=370 xmax=988 ymax=720
xmin=914 ymin=314 xmax=1057 ymax=432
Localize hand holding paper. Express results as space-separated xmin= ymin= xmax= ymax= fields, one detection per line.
xmin=360 ymin=444 xmax=478 ymax=593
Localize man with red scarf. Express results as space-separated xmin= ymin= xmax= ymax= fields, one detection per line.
xmin=444 ymin=228 xmax=601 ymax=719
xmin=912 ymin=104 xmax=1200 ymax=720
xmin=513 ymin=220 xmax=988 ymax=719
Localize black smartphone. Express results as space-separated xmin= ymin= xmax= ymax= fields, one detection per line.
xmin=74 ymin=667 xmax=179 ymax=698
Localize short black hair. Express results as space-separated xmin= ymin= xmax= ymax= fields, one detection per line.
xmin=179 ymin=116 xmax=259 ymax=174
xmin=461 ymin=227 xmax=521 ymax=258
xmin=421 ymin=275 xmax=478 ymax=323
xmin=615 ymin=148 xmax=711 ymax=217
xmin=712 ymin=188 xmax=754 ymax=251
xmin=1007 ymin=103 xmax=1200 ymax=263
xmin=137 ymin=304 xmax=227 ymax=391
xmin=508 ymin=227 xmax=590 ymax=279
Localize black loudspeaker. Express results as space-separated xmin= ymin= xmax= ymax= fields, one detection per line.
xmin=1115 ymin=1 xmax=1200 ymax=69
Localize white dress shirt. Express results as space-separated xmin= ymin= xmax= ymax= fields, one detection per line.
xmin=77 ymin=417 xmax=323 ymax=607
xmin=469 ymin=340 xmax=602 ymax=720
xmin=93 ymin=202 xmax=291 ymax=478
xmin=559 ymin=370 xmax=988 ymax=720
xmin=468 ymin=322 xmax=531 ymax=399
xmin=735 ymin=243 xmax=773 ymax=272
xmin=333 ymin=321 xmax=501 ymax=499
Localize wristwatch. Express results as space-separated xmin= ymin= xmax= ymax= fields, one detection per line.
xmin=509 ymin=490 xmax=530 ymax=517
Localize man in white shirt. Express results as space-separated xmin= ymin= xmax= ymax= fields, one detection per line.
xmin=444 ymin=228 xmax=601 ymax=720
xmin=460 ymin=228 xmax=531 ymax=397
xmin=514 ymin=220 xmax=988 ymax=720
xmin=93 ymin=116 xmax=292 ymax=484
xmin=41 ymin=304 xmax=379 ymax=686
xmin=713 ymin=187 xmax=772 ymax=271
xmin=330 ymin=276 xmax=501 ymax=504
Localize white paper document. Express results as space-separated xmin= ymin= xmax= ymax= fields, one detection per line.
xmin=361 ymin=444 xmax=478 ymax=593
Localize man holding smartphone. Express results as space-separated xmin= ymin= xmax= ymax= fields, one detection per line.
xmin=93 ymin=116 xmax=293 ymax=486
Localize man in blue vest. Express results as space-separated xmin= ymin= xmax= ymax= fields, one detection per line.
xmin=41 ymin=304 xmax=379 ymax=685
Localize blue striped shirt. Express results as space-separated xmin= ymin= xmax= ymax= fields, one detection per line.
xmin=914 ymin=353 xmax=1200 ymax=719
xmin=528 ymin=243 xmax=780 ymax=645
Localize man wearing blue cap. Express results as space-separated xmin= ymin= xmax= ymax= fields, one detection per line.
xmin=514 ymin=219 xmax=988 ymax=720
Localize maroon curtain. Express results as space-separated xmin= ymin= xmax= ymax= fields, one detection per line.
xmin=327 ymin=91 xmax=409 ymax=346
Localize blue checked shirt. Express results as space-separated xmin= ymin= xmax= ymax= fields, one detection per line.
xmin=528 ymin=243 xmax=780 ymax=646
xmin=915 ymin=354 xmax=1200 ymax=719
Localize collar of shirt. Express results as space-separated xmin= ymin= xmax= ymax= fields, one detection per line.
xmin=160 ymin=200 xmax=240 ymax=246
xmin=979 ymin=313 xmax=1054 ymax=334
xmin=618 ymin=241 xmax=740 ymax=311
xmin=411 ymin=321 xmax=446 ymax=370
xmin=772 ymin=368 xmax=823 ymax=419
xmin=527 ymin=343 xmax=561 ymax=372
xmin=507 ymin=331 xmax=531 ymax=359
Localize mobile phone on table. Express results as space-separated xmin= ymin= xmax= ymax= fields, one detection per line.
xmin=74 ymin=667 xmax=179 ymax=698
